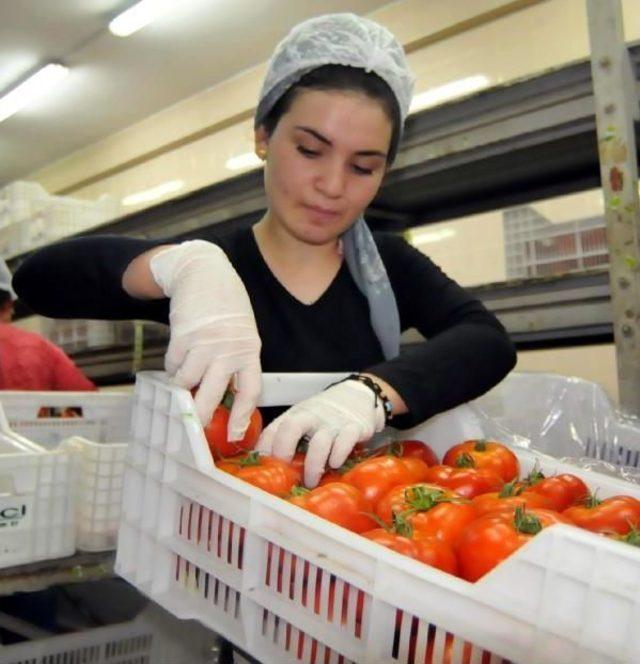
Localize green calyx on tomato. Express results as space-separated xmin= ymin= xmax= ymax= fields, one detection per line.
xmin=522 ymin=463 xmax=546 ymax=487
xmin=238 ymin=451 xmax=262 ymax=467
xmin=455 ymin=452 xmax=476 ymax=469
xmin=402 ymin=485 xmax=450 ymax=511
xmin=620 ymin=526 xmax=640 ymax=547
xmin=583 ymin=492 xmax=603 ymax=509
xmin=289 ymin=485 xmax=310 ymax=497
xmin=474 ymin=440 xmax=488 ymax=452
xmin=499 ymin=479 xmax=524 ymax=498
xmin=513 ymin=506 xmax=542 ymax=535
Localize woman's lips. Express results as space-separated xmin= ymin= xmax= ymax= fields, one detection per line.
xmin=304 ymin=204 xmax=340 ymax=219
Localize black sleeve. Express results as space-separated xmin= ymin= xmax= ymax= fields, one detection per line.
xmin=13 ymin=235 xmax=170 ymax=323
xmin=367 ymin=233 xmax=516 ymax=428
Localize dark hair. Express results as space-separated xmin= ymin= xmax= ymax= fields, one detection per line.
xmin=261 ymin=65 xmax=402 ymax=164
xmin=0 ymin=290 xmax=11 ymax=307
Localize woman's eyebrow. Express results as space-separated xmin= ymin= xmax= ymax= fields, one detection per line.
xmin=294 ymin=125 xmax=387 ymax=158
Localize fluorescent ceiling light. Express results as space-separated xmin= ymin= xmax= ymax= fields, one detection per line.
xmin=122 ymin=179 xmax=184 ymax=206
xmin=109 ymin=0 xmax=172 ymax=37
xmin=409 ymin=75 xmax=491 ymax=114
xmin=411 ymin=228 xmax=457 ymax=244
xmin=0 ymin=63 xmax=69 ymax=124
xmin=225 ymin=152 xmax=263 ymax=171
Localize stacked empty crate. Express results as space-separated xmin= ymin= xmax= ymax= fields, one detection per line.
xmin=0 ymin=181 xmax=121 ymax=259
xmin=504 ymin=205 xmax=608 ymax=279
xmin=0 ymin=390 xmax=131 ymax=560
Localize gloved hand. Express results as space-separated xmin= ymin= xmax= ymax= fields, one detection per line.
xmin=150 ymin=240 xmax=262 ymax=438
xmin=255 ymin=379 xmax=385 ymax=488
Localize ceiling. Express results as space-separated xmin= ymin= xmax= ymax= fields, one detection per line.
xmin=0 ymin=0 xmax=392 ymax=187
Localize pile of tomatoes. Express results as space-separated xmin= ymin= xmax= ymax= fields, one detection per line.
xmin=203 ymin=401 xmax=640 ymax=583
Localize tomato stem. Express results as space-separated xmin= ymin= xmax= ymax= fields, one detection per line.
xmin=499 ymin=479 xmax=523 ymax=498
xmin=513 ymin=506 xmax=542 ymax=535
xmin=403 ymin=485 xmax=449 ymax=511
xmin=455 ymin=452 xmax=476 ymax=469
xmin=584 ymin=492 xmax=602 ymax=509
xmin=473 ymin=440 xmax=488 ymax=452
xmin=392 ymin=512 xmax=414 ymax=538
xmin=221 ymin=389 xmax=235 ymax=410
xmin=289 ymin=485 xmax=310 ymax=497
xmin=523 ymin=463 xmax=546 ymax=487
xmin=238 ymin=451 xmax=262 ymax=467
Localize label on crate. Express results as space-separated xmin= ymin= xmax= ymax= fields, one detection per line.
xmin=0 ymin=496 xmax=33 ymax=531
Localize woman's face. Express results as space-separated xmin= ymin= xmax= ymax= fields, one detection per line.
xmin=256 ymin=88 xmax=392 ymax=246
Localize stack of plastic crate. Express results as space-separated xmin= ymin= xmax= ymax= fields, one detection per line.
xmin=0 ymin=181 xmax=121 ymax=258
xmin=503 ymin=206 xmax=608 ymax=279
xmin=0 ymin=390 xmax=131 ymax=553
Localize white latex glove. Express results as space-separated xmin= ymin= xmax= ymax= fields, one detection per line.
xmin=150 ymin=240 xmax=261 ymax=437
xmin=256 ymin=379 xmax=385 ymax=488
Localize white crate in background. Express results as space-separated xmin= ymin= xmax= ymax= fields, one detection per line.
xmin=0 ymin=601 xmax=217 ymax=664
xmin=116 ymin=371 xmax=640 ymax=664
xmin=0 ymin=409 xmax=76 ymax=568
xmin=0 ymin=391 xmax=131 ymax=552
xmin=0 ymin=181 xmax=49 ymax=228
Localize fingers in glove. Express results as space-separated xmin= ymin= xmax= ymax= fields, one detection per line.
xmin=303 ymin=428 xmax=335 ymax=488
xmin=255 ymin=418 xmax=280 ymax=456
xmin=328 ymin=424 xmax=362 ymax=469
xmin=170 ymin=347 xmax=210 ymax=389
xmin=193 ymin=362 xmax=234 ymax=427
xmin=227 ymin=364 xmax=262 ymax=441
xmin=164 ymin=338 xmax=186 ymax=377
xmin=271 ymin=412 xmax=317 ymax=462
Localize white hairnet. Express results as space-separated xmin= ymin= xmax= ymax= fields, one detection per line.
xmin=0 ymin=258 xmax=16 ymax=300
xmin=255 ymin=13 xmax=415 ymax=128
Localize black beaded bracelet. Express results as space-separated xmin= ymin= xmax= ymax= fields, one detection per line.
xmin=332 ymin=373 xmax=394 ymax=423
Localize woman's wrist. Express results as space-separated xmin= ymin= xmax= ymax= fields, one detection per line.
xmin=359 ymin=373 xmax=408 ymax=419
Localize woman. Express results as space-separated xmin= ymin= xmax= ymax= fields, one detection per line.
xmin=14 ymin=14 xmax=516 ymax=487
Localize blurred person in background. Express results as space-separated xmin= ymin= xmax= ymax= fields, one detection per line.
xmin=0 ymin=258 xmax=96 ymax=391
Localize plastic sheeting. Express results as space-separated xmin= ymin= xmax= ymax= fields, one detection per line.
xmin=474 ymin=372 xmax=640 ymax=476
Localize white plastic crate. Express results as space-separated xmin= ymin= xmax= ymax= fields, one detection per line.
xmin=0 ymin=181 xmax=49 ymax=228
xmin=0 ymin=391 xmax=131 ymax=552
xmin=0 ymin=409 xmax=76 ymax=568
xmin=116 ymin=371 xmax=640 ymax=664
xmin=0 ymin=601 xmax=217 ymax=664
xmin=474 ymin=372 xmax=640 ymax=469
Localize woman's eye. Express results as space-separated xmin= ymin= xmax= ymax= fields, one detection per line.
xmin=297 ymin=145 xmax=319 ymax=157
xmin=352 ymin=164 xmax=374 ymax=176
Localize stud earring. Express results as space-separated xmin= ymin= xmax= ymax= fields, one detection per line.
xmin=256 ymin=147 xmax=267 ymax=160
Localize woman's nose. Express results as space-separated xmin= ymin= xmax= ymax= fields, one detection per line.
xmin=316 ymin=161 xmax=345 ymax=198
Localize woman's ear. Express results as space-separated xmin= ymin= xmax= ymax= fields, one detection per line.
xmin=254 ymin=126 xmax=269 ymax=161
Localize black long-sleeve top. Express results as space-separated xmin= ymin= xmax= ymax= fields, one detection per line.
xmin=13 ymin=227 xmax=516 ymax=428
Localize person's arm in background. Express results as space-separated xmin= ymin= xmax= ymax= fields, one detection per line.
xmin=45 ymin=339 xmax=98 ymax=391
xmin=14 ymin=235 xmax=262 ymax=436
xmin=366 ymin=233 xmax=516 ymax=428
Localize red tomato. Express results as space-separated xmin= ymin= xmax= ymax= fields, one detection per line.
xmin=443 ymin=440 xmax=519 ymax=482
xmin=422 ymin=464 xmax=504 ymax=499
xmin=216 ymin=452 xmax=300 ymax=497
xmin=563 ymin=494 xmax=640 ymax=535
xmin=370 ymin=440 xmax=439 ymax=467
xmin=375 ymin=483 xmax=478 ymax=546
xmin=287 ymin=482 xmax=377 ymax=533
xmin=363 ymin=529 xmax=458 ymax=575
xmin=472 ymin=481 xmax=555 ymax=516
xmin=342 ymin=456 xmax=431 ymax=506
xmin=456 ymin=507 xmax=572 ymax=581
xmin=202 ymin=391 xmax=263 ymax=459
xmin=522 ymin=469 xmax=589 ymax=511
